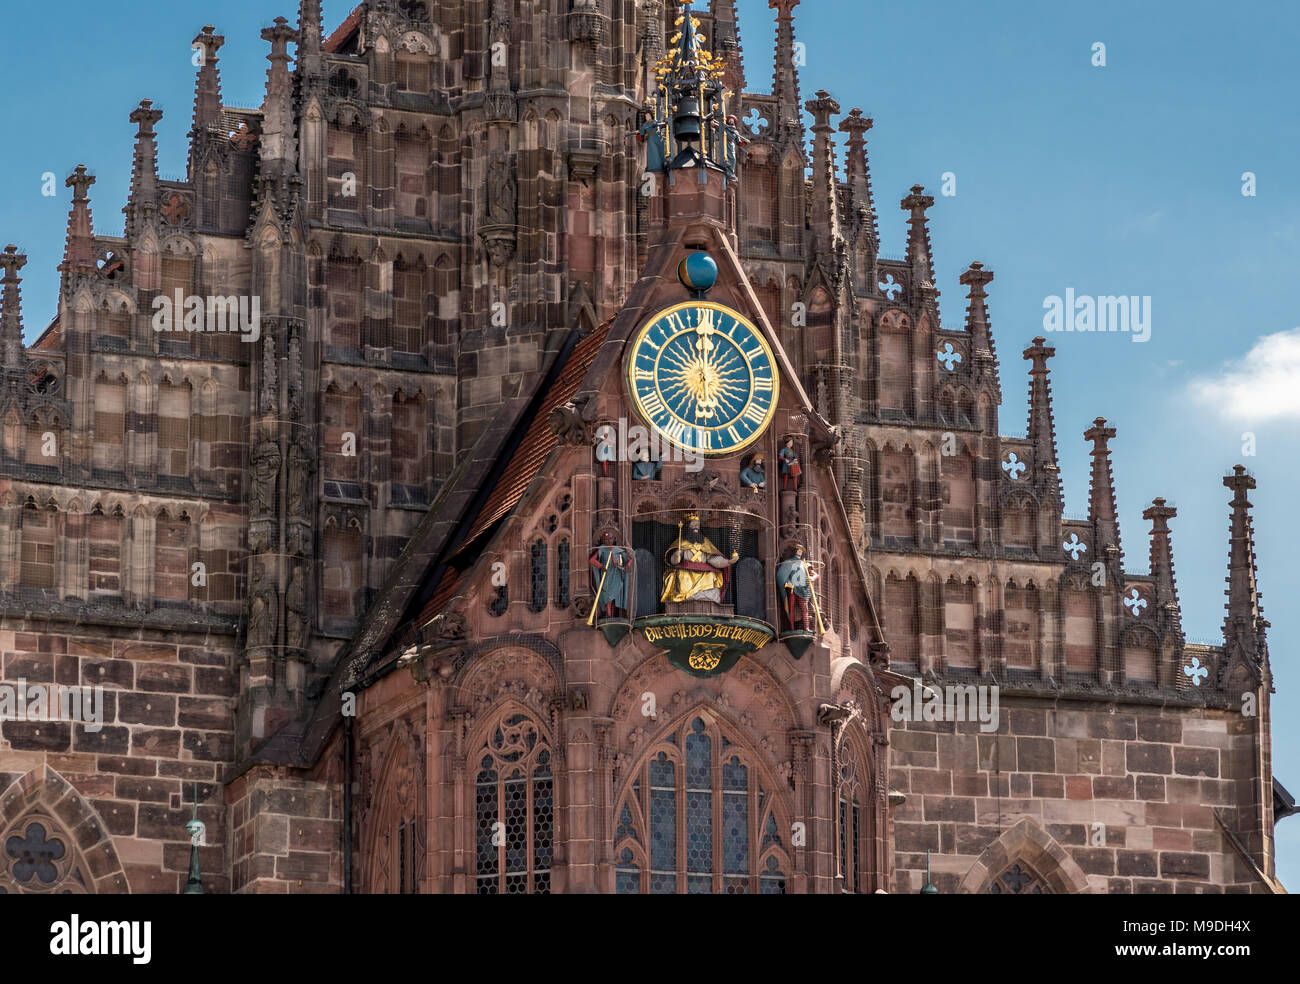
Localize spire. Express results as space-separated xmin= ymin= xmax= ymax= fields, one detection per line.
xmin=1023 ymin=336 xmax=1059 ymax=471
xmin=838 ymin=108 xmax=877 ymax=246
xmin=960 ymin=261 xmax=994 ymax=355
xmin=901 ymin=184 xmax=935 ymax=287
xmin=191 ymin=25 xmax=225 ymax=135
xmin=259 ymin=16 xmax=300 ymax=171
xmin=298 ymin=0 xmax=323 ymax=69
xmin=1222 ymin=465 xmax=1267 ymax=647
xmin=1084 ymin=417 xmax=1120 ymax=554
xmin=0 ymin=244 xmax=27 ymax=366
xmin=125 ymin=100 xmax=162 ymax=241
xmin=805 ymin=89 xmax=842 ymax=255
xmin=709 ymin=0 xmax=744 ymax=96
xmin=769 ymin=0 xmax=801 ymax=127
xmin=651 ymin=0 xmax=730 ymax=173
xmin=1143 ymin=498 xmax=1179 ymax=610
xmin=60 ymin=166 xmax=97 ymax=278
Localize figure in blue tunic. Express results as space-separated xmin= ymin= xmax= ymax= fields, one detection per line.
xmin=778 ymin=437 xmax=802 ymax=491
xmin=589 ymin=529 xmax=631 ymax=618
xmin=740 ymin=453 xmax=766 ymax=490
xmin=638 ymin=102 xmax=667 ymax=173
xmin=632 ymin=446 xmax=660 ymax=481
xmin=595 ymin=425 xmax=617 ymax=477
xmin=776 ymin=544 xmax=818 ymax=632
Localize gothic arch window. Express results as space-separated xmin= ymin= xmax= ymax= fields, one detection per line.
xmin=473 ymin=709 xmax=554 ymax=895
xmin=613 ymin=714 xmax=790 ymax=894
xmin=87 ymin=505 xmax=124 ymax=601
xmin=157 ymin=379 xmax=192 ymax=480
xmin=391 ymin=391 xmax=429 ymax=499
xmin=392 ymin=256 xmax=429 ymax=354
xmin=92 ymin=376 xmax=128 ymax=476
xmin=528 ymin=539 xmax=547 ymax=612
xmin=0 ymin=814 xmax=90 ymax=894
xmin=326 ymin=252 xmax=362 ymax=350
xmin=1004 ymin=581 xmax=1038 ymax=672
xmin=18 ymin=503 xmax=56 ymax=593
xmin=555 ymin=538 xmax=571 ymax=609
xmin=154 ymin=512 xmax=191 ymax=606
xmin=988 ymin=862 xmax=1048 ymax=894
xmin=327 ymin=117 xmax=367 ymax=212
xmin=365 ymin=724 xmax=425 ymax=894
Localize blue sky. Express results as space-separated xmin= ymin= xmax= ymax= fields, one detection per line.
xmin=0 ymin=0 xmax=1296 ymax=888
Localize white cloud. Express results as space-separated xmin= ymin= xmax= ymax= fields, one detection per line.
xmin=1189 ymin=327 xmax=1300 ymax=422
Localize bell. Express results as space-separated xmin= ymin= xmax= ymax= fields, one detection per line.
xmin=674 ymin=93 xmax=702 ymax=142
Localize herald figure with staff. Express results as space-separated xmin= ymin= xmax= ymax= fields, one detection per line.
xmin=588 ymin=529 xmax=632 ymax=623
xmin=776 ymin=544 xmax=826 ymax=634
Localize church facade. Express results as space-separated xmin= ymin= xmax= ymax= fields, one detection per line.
xmin=0 ymin=0 xmax=1287 ymax=895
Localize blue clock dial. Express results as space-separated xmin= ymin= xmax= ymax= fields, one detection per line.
xmin=626 ymin=301 xmax=779 ymax=456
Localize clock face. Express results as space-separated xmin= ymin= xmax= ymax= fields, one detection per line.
xmin=627 ymin=300 xmax=779 ymax=456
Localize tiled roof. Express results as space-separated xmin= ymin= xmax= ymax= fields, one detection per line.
xmin=460 ymin=319 xmax=611 ymax=550
xmin=414 ymin=565 xmax=460 ymax=630
xmin=325 ymin=4 xmax=364 ymax=53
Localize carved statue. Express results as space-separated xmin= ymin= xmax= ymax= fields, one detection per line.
xmin=594 ymin=425 xmax=616 ymax=477
xmin=638 ymin=102 xmax=667 ymax=172
xmin=632 ymin=445 xmax=660 ymax=481
xmin=778 ymin=437 xmax=802 ymax=491
xmin=776 ymin=544 xmax=819 ymax=632
xmin=740 ymin=453 xmax=766 ymax=491
xmin=285 ymin=563 xmax=308 ymax=651
xmin=251 ymin=437 xmax=282 ymax=516
xmin=286 ymin=433 xmax=314 ymax=522
xmin=661 ymin=513 xmax=738 ymax=604
xmin=247 ymin=564 xmax=278 ymax=650
xmin=589 ymin=529 xmax=632 ymax=619
xmin=486 ymin=157 xmax=516 ymax=223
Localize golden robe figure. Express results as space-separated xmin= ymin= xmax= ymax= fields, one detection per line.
xmin=661 ymin=515 xmax=739 ymax=604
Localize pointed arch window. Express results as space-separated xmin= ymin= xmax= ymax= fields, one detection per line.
xmin=555 ymin=539 xmax=571 ymax=609
xmin=474 ymin=712 xmax=554 ymax=895
xmin=528 ymin=539 xmax=547 ymax=612
xmin=1 ymin=814 xmax=90 ymax=894
xmin=614 ymin=715 xmax=789 ymax=894
xmin=988 ymin=862 xmax=1048 ymax=894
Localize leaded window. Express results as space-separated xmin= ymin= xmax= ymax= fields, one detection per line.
xmin=555 ymin=539 xmax=571 ymax=609
xmin=1 ymin=815 xmax=89 ymax=894
xmin=474 ymin=712 xmax=553 ymax=895
xmin=614 ymin=715 xmax=789 ymax=894
xmin=988 ymin=863 xmax=1047 ymax=894
xmin=529 ymin=539 xmax=547 ymax=612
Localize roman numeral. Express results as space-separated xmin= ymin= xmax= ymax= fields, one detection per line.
xmin=742 ymin=403 xmax=766 ymax=424
xmin=753 ymin=375 xmax=773 ymax=392
xmin=642 ymin=392 xmax=667 ymax=418
xmin=726 ymin=425 xmax=741 ymax=444
xmin=696 ymin=428 xmax=713 ymax=450
xmin=663 ymin=418 xmax=686 ymax=443
xmin=634 ymin=367 xmax=654 ymax=382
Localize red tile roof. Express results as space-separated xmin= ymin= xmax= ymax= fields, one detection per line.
xmin=461 ymin=321 xmax=611 ymax=550
xmin=324 ymin=4 xmax=364 ymax=53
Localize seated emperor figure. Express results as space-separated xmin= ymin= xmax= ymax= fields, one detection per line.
xmin=661 ymin=514 xmax=739 ymax=604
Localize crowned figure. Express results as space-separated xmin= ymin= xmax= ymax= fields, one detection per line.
xmin=661 ymin=513 xmax=738 ymax=604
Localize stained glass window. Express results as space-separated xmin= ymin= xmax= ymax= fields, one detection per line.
xmin=529 ymin=539 xmax=547 ymax=612
xmin=556 ymin=539 xmax=571 ymax=608
xmin=615 ymin=716 xmax=788 ymax=894
xmin=474 ymin=714 xmax=552 ymax=894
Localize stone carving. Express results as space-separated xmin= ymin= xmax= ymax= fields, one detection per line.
xmin=250 ymin=437 xmax=281 ymax=517
xmin=284 ymin=562 xmax=308 ymax=651
xmin=247 ymin=563 xmax=278 ymax=651
xmin=486 ymin=157 xmax=516 ymax=224
xmin=661 ymin=513 xmax=737 ymax=604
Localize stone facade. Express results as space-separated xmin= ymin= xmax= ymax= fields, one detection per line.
xmin=0 ymin=0 xmax=1285 ymax=894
